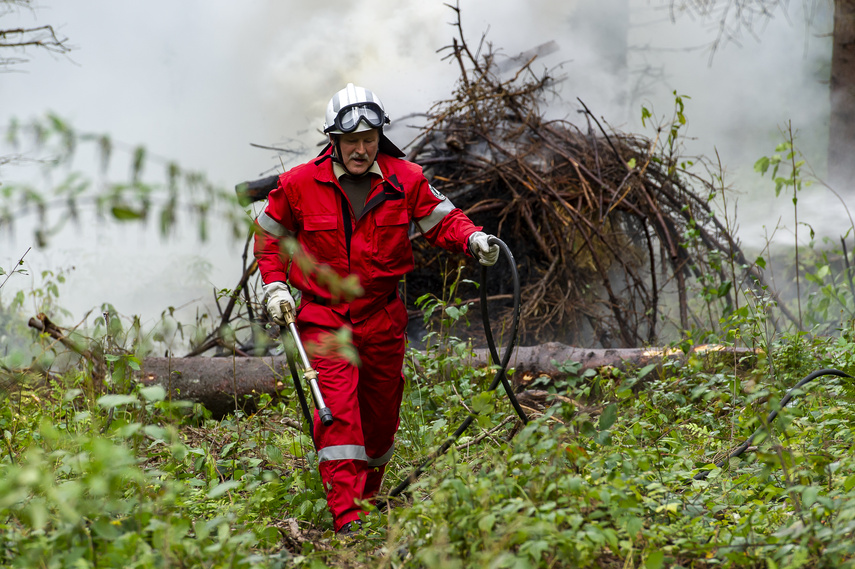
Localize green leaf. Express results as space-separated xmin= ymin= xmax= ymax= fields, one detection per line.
xmin=221 ymin=441 xmax=236 ymax=457
xmin=111 ymin=205 xmax=145 ymax=220
xmin=641 ymin=106 xmax=652 ymax=127
xmin=478 ymin=513 xmax=496 ymax=532
xmin=599 ymin=403 xmax=618 ymax=431
xmin=143 ymin=424 xmax=168 ymax=441
xmin=805 ymin=272 xmax=824 ymax=286
xmin=802 ymin=486 xmax=819 ymax=507
xmin=139 ymin=385 xmax=166 ymax=402
xmin=638 ymin=364 xmax=657 ymax=379
xmin=63 ymin=388 xmax=83 ymax=402
xmin=625 ymin=516 xmax=643 ymax=535
xmin=207 ymin=480 xmax=241 ymax=499
xmin=96 ymin=394 xmax=139 ymax=409
xmin=116 ymin=422 xmax=142 ymax=438
xmin=132 ymin=145 xmax=146 ymax=181
xmin=471 ymin=391 xmax=493 ymax=415
xmin=645 ymin=550 xmax=664 ymax=569
xmin=288 ymin=439 xmax=306 ymax=458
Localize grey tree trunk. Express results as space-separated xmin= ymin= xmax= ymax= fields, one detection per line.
xmin=829 ymin=0 xmax=855 ymax=189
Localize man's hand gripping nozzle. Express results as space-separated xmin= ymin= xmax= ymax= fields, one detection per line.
xmin=280 ymin=300 xmax=334 ymax=426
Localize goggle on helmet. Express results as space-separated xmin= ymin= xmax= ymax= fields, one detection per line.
xmin=323 ymin=83 xmax=391 ymax=135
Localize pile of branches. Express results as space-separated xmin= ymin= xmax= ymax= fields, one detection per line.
xmin=403 ymin=14 xmax=787 ymax=348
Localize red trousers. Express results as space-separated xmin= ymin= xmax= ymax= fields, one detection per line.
xmin=297 ymin=298 xmax=408 ymax=532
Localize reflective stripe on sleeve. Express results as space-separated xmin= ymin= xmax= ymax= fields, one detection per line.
xmin=367 ymin=443 xmax=395 ymax=467
xmin=416 ymin=197 xmax=456 ymax=234
xmin=318 ymin=444 xmax=369 ymax=463
xmin=257 ymin=211 xmax=294 ymax=238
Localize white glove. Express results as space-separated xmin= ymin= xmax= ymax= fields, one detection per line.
xmin=468 ymin=231 xmax=500 ymax=266
xmin=263 ymin=281 xmax=295 ymax=325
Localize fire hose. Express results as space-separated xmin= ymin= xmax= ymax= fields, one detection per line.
xmin=693 ymin=367 xmax=853 ymax=481
xmin=381 ymin=236 xmax=529 ymax=508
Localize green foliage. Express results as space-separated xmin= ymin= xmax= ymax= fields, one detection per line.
xmin=1 ymin=113 xmax=251 ymax=247
xmin=2 ymin=262 xmax=855 ymax=568
xmin=753 ymin=140 xmax=807 ymax=199
xmin=0 ymin=380 xmax=292 ymax=568
xmin=383 ymin=325 xmax=855 ymax=568
xmin=753 ymin=123 xmax=855 ymax=333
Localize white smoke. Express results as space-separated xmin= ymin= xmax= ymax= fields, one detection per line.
xmin=0 ymin=0 xmax=846 ymax=330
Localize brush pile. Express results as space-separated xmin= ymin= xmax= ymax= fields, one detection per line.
xmin=403 ymin=14 xmax=776 ymax=348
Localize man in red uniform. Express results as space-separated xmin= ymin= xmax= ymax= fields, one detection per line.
xmin=253 ymin=83 xmax=499 ymax=535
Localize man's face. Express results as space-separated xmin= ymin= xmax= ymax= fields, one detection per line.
xmin=337 ymin=129 xmax=380 ymax=176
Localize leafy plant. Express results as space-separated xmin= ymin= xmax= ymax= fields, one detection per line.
xmin=1 ymin=114 xmax=250 ymax=247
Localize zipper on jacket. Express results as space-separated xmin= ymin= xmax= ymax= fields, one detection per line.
xmin=339 ymin=192 xmax=353 ymax=271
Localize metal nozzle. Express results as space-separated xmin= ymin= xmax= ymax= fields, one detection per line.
xmin=280 ymin=300 xmax=297 ymax=325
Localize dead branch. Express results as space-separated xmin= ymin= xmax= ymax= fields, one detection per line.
xmin=28 ymin=313 xmax=98 ymax=364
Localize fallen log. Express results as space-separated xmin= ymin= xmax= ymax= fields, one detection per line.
xmin=136 ymin=356 xmax=291 ymax=418
xmin=134 ymin=343 xmax=755 ymax=417
xmin=26 ymin=315 xmax=753 ymax=415
xmin=469 ymin=342 xmax=756 ymax=375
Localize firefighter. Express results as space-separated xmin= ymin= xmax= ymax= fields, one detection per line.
xmin=253 ymin=83 xmax=499 ymax=536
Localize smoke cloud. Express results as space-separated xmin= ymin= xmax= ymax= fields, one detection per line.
xmin=0 ymin=0 xmax=844 ymax=328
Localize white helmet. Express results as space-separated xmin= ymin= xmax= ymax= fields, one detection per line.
xmin=323 ymin=83 xmax=390 ymax=135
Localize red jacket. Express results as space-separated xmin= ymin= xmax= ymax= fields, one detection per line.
xmin=254 ymin=149 xmax=480 ymax=323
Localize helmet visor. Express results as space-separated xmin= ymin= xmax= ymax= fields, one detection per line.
xmin=328 ymin=103 xmax=386 ymax=133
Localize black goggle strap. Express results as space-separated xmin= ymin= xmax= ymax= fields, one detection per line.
xmin=327 ymin=103 xmax=388 ymax=133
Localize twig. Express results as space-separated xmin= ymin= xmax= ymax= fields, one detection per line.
xmin=0 ymin=247 xmax=31 ymax=291
xmin=27 ymin=312 xmax=98 ymax=364
xmin=455 ymin=415 xmax=514 ymax=451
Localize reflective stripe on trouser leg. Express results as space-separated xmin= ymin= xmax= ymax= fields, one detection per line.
xmin=318 ymin=444 xmax=369 ymax=463
xmin=364 ymin=442 xmax=396 ymax=501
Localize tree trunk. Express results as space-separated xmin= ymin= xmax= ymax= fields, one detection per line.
xmin=829 ymin=0 xmax=855 ymax=189
xmin=136 ymin=356 xmax=291 ymax=418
